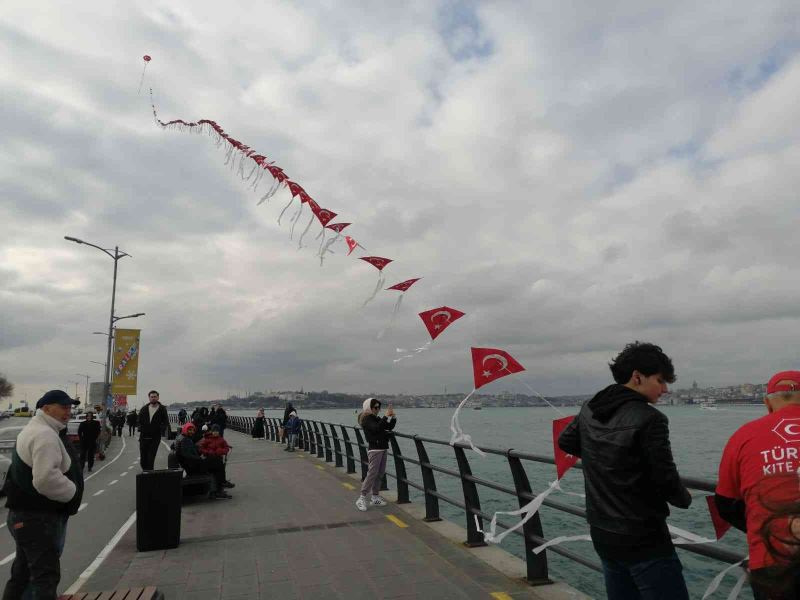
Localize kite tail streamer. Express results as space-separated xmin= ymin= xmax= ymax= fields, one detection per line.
xmin=394 ymin=341 xmax=432 ymax=363
xmin=475 ymin=479 xmax=561 ymax=544
xmin=449 ymin=389 xmax=485 ymax=456
xmin=362 ymin=273 xmax=385 ymax=307
xmin=552 ymin=479 xmax=586 ymax=499
xmin=289 ymin=203 xmax=304 ymax=240
xmin=243 ymin=163 xmax=258 ymax=182
xmin=297 ymin=213 xmax=315 ymax=249
xmin=377 ymin=294 xmax=404 ymax=340
xmin=258 ymin=180 xmax=281 ymax=206
xmin=277 ymin=196 xmax=295 ymax=226
xmin=319 ymin=232 xmax=341 ymax=265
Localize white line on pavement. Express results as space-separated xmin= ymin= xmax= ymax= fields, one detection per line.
xmin=120 ymin=472 xmax=127 ymax=477
xmin=63 ymin=511 xmax=137 ymax=595
xmin=108 ymin=480 xmax=118 ymax=486
xmin=78 ymin=503 xmax=88 ymax=512
xmin=0 ymin=523 xmax=5 ymax=529
xmin=92 ymin=489 xmax=105 ymax=497
xmin=0 ymin=552 xmax=14 ymax=566
xmin=85 ymin=435 xmax=127 ymax=482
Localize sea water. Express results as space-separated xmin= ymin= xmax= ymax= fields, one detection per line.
xmin=232 ymin=405 xmax=765 ymax=599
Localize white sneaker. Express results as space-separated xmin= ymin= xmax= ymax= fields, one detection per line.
xmin=355 ymin=496 xmax=368 ymax=512
xmin=370 ymin=496 xmax=387 ymax=507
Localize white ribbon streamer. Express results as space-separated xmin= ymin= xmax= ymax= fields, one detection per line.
xmin=277 ymin=195 xmax=295 ymax=225
xmin=297 ymin=213 xmax=315 ymax=249
xmin=362 ymin=273 xmax=385 ymax=307
xmin=476 ymin=479 xmax=561 ymax=544
xmin=449 ymin=389 xmax=486 ymax=457
xmin=701 ymin=558 xmax=748 ymax=599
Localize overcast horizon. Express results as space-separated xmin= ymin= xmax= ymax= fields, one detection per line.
xmin=2 ymin=1 xmax=800 ymax=407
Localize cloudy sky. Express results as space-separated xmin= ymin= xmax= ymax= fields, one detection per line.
xmin=1 ymin=1 xmax=799 ymax=407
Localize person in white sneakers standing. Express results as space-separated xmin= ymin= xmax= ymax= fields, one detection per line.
xmin=355 ymin=398 xmax=396 ymax=512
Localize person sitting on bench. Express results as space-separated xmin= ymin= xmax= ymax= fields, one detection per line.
xmin=197 ymin=425 xmax=234 ymax=489
xmin=174 ymin=423 xmax=231 ymax=499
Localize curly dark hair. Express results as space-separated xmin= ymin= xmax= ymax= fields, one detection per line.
xmin=608 ymin=341 xmax=676 ymax=384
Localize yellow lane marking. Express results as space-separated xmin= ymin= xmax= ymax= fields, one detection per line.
xmin=386 ymin=515 xmax=408 ymax=528
xmin=490 ymin=593 xmax=513 ymax=600
xmin=315 ymin=464 xmax=325 ymax=470
xmin=342 ymin=482 xmax=356 ymax=490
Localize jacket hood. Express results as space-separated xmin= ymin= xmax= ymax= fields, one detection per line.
xmin=587 ymin=384 xmax=648 ymax=423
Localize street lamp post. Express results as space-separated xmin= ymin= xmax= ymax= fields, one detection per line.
xmin=76 ymin=373 xmax=91 ymax=411
xmin=65 ymin=236 xmax=132 ymax=431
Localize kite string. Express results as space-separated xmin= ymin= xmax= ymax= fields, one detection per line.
xmin=502 ymin=368 xmax=567 ymax=418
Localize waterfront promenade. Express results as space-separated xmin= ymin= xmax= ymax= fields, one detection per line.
xmin=74 ymin=428 xmax=588 ymax=599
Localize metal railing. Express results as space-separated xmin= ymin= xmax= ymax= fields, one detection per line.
xmin=174 ymin=413 xmax=746 ymax=587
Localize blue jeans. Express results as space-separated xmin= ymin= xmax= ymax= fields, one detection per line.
xmin=601 ymin=552 xmax=689 ymax=600
xmin=3 ymin=510 xmax=69 ymax=600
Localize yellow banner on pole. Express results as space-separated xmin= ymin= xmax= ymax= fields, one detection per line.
xmin=111 ymin=328 xmax=141 ymax=395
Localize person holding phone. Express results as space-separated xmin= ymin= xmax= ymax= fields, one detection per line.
xmin=355 ymin=398 xmax=396 ymax=511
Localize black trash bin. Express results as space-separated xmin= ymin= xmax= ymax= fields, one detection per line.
xmin=136 ymin=469 xmax=182 ymax=551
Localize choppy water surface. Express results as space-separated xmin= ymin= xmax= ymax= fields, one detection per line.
xmin=232 ymin=405 xmax=764 ymax=599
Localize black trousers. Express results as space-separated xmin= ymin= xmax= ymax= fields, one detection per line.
xmin=128 ymin=424 xmax=135 ymax=436
xmin=139 ymin=437 xmax=160 ymax=470
xmin=79 ymin=442 xmax=97 ymax=471
xmin=2 ymin=510 xmax=68 ymax=600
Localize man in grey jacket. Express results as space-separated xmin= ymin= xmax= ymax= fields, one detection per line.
xmin=2 ymin=390 xmax=84 ymax=600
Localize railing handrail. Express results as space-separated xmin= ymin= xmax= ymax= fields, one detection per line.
xmin=170 ymin=412 xmax=746 ymax=591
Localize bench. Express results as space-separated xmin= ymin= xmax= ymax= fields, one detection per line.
xmin=167 ymin=451 xmax=213 ymax=497
xmin=59 ymin=586 xmax=163 ymax=600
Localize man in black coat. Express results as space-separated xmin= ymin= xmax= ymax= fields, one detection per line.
xmin=558 ymin=341 xmax=691 ymax=600
xmin=137 ymin=390 xmax=170 ymax=470
xmin=212 ymin=404 xmax=227 ymax=437
xmin=77 ymin=412 xmax=101 ymax=472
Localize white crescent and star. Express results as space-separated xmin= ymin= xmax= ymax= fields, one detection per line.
xmin=481 ymin=354 xmax=508 ymax=378
xmin=784 ymin=424 xmax=800 ymax=436
xmin=430 ymin=310 xmax=452 ymax=330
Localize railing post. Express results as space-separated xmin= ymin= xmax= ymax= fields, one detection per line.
xmin=330 ymin=425 xmax=344 ymax=468
xmin=305 ymin=421 xmax=315 ymax=454
xmin=453 ymin=445 xmax=487 ymax=547
xmin=414 ymin=437 xmax=441 ymax=522
xmin=265 ymin=418 xmax=273 ymax=441
xmin=353 ymin=428 xmax=369 ymax=480
xmin=312 ymin=422 xmax=324 ymax=458
xmin=389 ymin=434 xmax=409 ymax=504
xmin=320 ymin=423 xmax=333 ymax=462
xmin=341 ymin=427 xmax=356 ymax=473
xmin=508 ymin=453 xmax=551 ymax=585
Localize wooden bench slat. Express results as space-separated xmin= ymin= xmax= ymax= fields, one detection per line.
xmin=141 ymin=586 xmax=160 ymax=600
xmin=95 ymin=592 xmax=115 ymax=600
xmin=125 ymin=588 xmax=144 ymax=600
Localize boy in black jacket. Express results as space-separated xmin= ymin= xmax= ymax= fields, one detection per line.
xmin=558 ymin=341 xmax=691 ymax=600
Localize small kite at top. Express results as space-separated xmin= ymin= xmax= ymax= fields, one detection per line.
xmin=318 ymin=222 xmax=351 ymax=266
xmin=377 ymin=278 xmax=422 ymax=340
xmin=360 ymin=256 xmax=392 ymax=307
xmin=419 ymin=306 xmax=465 ymax=341
xmin=394 ymin=305 xmax=466 ymax=363
xmin=138 ymin=55 xmax=152 ymax=95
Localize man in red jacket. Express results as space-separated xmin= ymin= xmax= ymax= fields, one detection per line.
xmin=197 ymin=425 xmax=234 ymax=489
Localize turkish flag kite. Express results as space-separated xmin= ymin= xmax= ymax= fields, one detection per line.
xmin=299 ymin=191 xmax=312 ymax=204
xmin=471 ymin=347 xmax=525 ymax=390
xmin=326 ymin=222 xmax=350 ymax=233
xmin=386 ymin=278 xmax=421 ymax=292
xmin=315 ymin=208 xmax=337 ymax=227
xmin=360 ymin=256 xmax=392 ymax=271
xmin=419 ymin=306 xmax=465 ymax=341
xmin=705 ymin=496 xmax=732 ymax=540
xmin=345 ymin=236 xmax=359 ymax=255
xmin=552 ymin=416 xmax=579 ymax=479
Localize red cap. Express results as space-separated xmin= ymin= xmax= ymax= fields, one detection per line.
xmin=766 ymin=371 xmax=800 ymax=394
